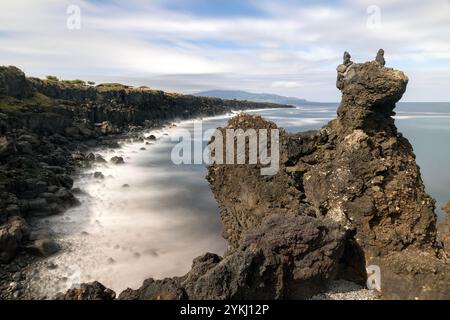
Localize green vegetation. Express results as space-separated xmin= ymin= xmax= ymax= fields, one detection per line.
xmin=62 ymin=79 xmax=86 ymax=86
xmin=0 ymin=96 xmax=22 ymax=111
xmin=96 ymin=83 xmax=130 ymax=90
xmin=0 ymin=92 xmax=55 ymax=111
xmin=29 ymin=92 xmax=54 ymax=107
xmin=46 ymin=75 xmax=59 ymax=81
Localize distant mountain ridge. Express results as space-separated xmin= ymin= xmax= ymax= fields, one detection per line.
xmin=194 ymin=90 xmax=313 ymax=106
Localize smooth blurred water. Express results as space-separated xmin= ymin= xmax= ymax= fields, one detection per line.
xmin=28 ymin=103 xmax=450 ymax=297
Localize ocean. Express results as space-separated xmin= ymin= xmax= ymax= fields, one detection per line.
xmin=27 ymin=102 xmax=450 ymax=297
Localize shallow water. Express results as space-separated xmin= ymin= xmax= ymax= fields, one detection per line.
xmin=28 ymin=103 xmax=450 ymax=297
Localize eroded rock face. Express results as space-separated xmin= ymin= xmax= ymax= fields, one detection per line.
xmin=0 ymin=66 xmax=34 ymax=99
xmin=206 ymin=52 xmax=449 ymax=299
xmin=336 ymin=60 xmax=408 ymax=134
xmin=206 ymin=115 xmax=307 ymax=247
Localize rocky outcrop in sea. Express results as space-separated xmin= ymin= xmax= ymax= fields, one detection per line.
xmin=206 ymin=51 xmax=450 ymax=299
xmin=3 ymin=50 xmax=450 ymax=300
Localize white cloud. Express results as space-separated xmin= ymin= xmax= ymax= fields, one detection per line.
xmin=271 ymin=81 xmax=303 ymax=89
xmin=0 ymin=0 xmax=449 ymax=101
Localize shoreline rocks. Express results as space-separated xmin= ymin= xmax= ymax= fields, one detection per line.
xmin=55 ymin=281 xmax=116 ymax=300
xmin=185 ymin=214 xmax=348 ymax=300
xmin=110 ymin=156 xmax=124 ymax=165
xmin=0 ymin=217 xmax=29 ymax=263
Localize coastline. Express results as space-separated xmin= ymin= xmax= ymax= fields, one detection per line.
xmin=5 ymin=107 xmax=380 ymax=300
xmin=18 ymin=110 xmax=246 ymax=299
xmin=0 ymin=65 xmax=294 ymax=299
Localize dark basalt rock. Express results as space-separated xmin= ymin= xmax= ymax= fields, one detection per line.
xmin=24 ymin=238 xmax=60 ymax=257
xmin=55 ymin=281 xmax=116 ymax=300
xmin=184 ymin=214 xmax=347 ymax=300
xmin=0 ymin=217 xmax=29 ymax=263
xmin=110 ymin=156 xmax=125 ymax=165
xmin=94 ymin=171 xmax=104 ymax=179
xmin=119 ymin=278 xmax=187 ymax=300
xmin=375 ymin=49 xmax=385 ymax=67
xmin=0 ymin=66 xmax=34 ymax=99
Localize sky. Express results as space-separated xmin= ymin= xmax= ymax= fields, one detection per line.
xmin=1 ymin=0 xmax=450 ymax=102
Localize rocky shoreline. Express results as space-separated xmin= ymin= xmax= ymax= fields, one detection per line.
xmin=1 ymin=50 xmax=450 ymax=300
xmin=0 ymin=66 xmax=292 ymax=299
xmin=56 ymin=51 xmax=450 ymax=300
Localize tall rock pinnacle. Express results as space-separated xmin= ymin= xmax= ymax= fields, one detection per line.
xmin=206 ymin=51 xmax=449 ymax=299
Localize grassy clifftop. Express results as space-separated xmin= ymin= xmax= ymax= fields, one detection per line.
xmin=1 ymin=66 xmax=292 ymax=114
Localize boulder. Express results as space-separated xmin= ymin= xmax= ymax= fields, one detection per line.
xmin=55 ymin=281 xmax=116 ymax=300
xmin=119 ymin=278 xmax=187 ymax=300
xmin=0 ymin=136 xmax=16 ymax=160
xmin=96 ymin=121 xmax=118 ymax=135
xmin=180 ymin=253 xmax=222 ymax=295
xmin=110 ymin=156 xmax=124 ymax=165
xmin=57 ymin=174 xmax=74 ymax=189
xmin=184 ymin=214 xmax=347 ymax=299
xmin=0 ymin=217 xmax=29 ymax=263
xmin=95 ymin=154 xmax=106 ymax=163
xmin=86 ymin=153 xmax=96 ymax=161
xmin=25 ymin=238 xmax=60 ymax=257
xmin=94 ymin=171 xmax=104 ymax=179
